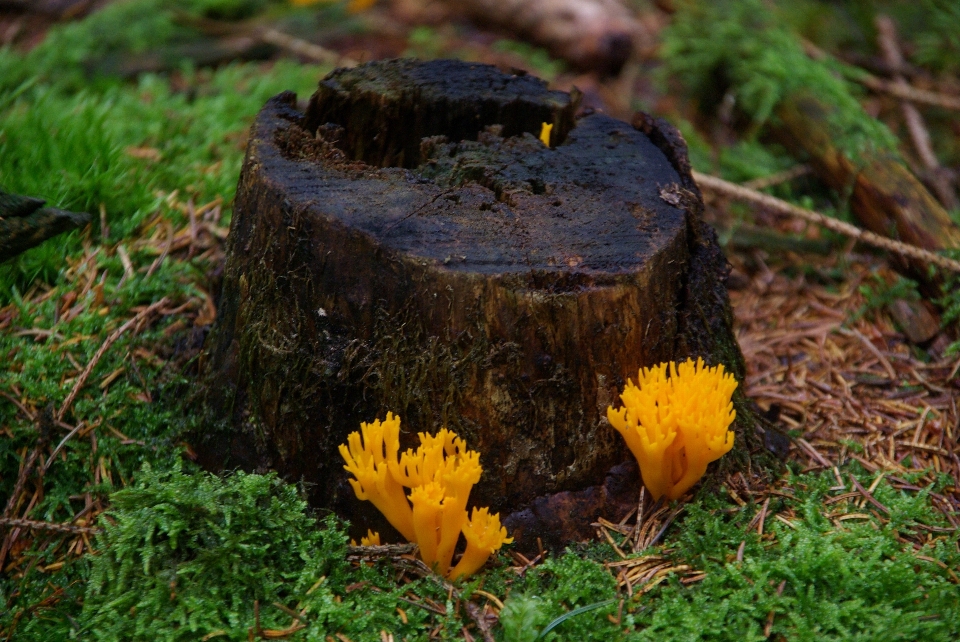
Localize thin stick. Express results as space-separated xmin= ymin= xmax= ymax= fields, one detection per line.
xmin=56 ymin=298 xmax=168 ymax=422
xmin=802 ymin=39 xmax=960 ymax=111
xmin=0 ymin=517 xmax=101 ymax=536
xmin=0 ymin=407 xmax=54 ymax=568
xmin=856 ymin=71 xmax=960 ymax=111
xmin=2 ymin=408 xmax=52 ymax=519
xmin=42 ymin=422 xmax=86 ymax=475
xmin=145 ymin=221 xmax=173 ymax=278
xmin=0 ymin=389 xmax=36 ymax=421
xmin=260 ymin=28 xmax=358 ymax=68
xmin=692 ymin=170 xmax=960 ymax=274
xmin=647 ymin=505 xmax=684 ymax=548
xmin=742 ymin=165 xmax=812 ymax=191
xmin=837 ymin=328 xmax=897 ymax=381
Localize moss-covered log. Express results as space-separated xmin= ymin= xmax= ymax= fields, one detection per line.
xmin=776 ymin=92 xmax=960 ymax=289
xmin=198 ymin=59 xmax=777 ymax=549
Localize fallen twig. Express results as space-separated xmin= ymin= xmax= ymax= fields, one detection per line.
xmin=0 ymin=517 xmax=101 ymax=536
xmin=41 ymin=421 xmax=86 ymax=475
xmin=56 ymin=297 xmax=168 ymax=422
xmin=0 ymin=407 xmax=54 ymax=569
xmin=260 ymin=28 xmax=358 ymax=67
xmin=693 ymin=170 xmax=960 ymax=274
xmin=742 ymin=164 xmax=812 ymax=191
xmin=803 ymin=39 xmax=960 ymax=111
xmin=855 ymin=71 xmax=960 ymax=112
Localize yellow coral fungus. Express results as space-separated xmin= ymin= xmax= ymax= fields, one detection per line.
xmin=338 ymin=413 xmax=415 ymax=541
xmin=360 ymin=530 xmax=380 ymax=546
xmin=607 ymin=358 xmax=737 ymax=501
xmin=449 ymin=508 xmax=513 ymax=580
xmin=340 ymin=416 xmax=509 ymax=578
xmin=409 ymin=481 xmax=445 ymax=569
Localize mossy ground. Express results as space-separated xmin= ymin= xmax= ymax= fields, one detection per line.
xmin=1 ymin=1 xmax=958 ymax=640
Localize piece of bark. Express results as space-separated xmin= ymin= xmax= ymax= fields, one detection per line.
xmin=445 ymin=0 xmax=641 ymax=75
xmin=197 ymin=59 xmax=776 ymax=548
xmin=886 ymin=298 xmax=940 ymax=345
xmin=0 ymin=190 xmax=90 ymax=263
xmin=775 ymin=92 xmax=960 ymax=291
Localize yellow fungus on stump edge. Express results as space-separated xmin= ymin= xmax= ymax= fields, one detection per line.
xmin=607 ymin=358 xmax=737 ymax=501
xmin=539 ymin=122 xmax=553 ymax=146
xmin=340 ymin=414 xmax=510 ymax=578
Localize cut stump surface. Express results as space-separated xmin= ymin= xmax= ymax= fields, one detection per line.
xmin=199 ymin=59 xmax=767 ymax=548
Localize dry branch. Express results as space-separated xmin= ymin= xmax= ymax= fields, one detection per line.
xmin=259 ymin=28 xmax=358 ymax=67
xmin=855 ymin=72 xmax=960 ymax=112
xmin=56 ymin=297 xmax=168 ymax=422
xmin=692 ymin=170 xmax=960 ymax=274
xmin=0 ymin=517 xmax=101 ymax=536
xmin=803 ymin=40 xmax=960 ymax=111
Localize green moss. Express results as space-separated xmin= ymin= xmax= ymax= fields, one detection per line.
xmin=0 ymin=61 xmax=329 ymax=296
xmin=76 ymin=465 xmax=484 ymax=641
xmin=628 ymin=468 xmax=960 ymax=641
xmin=661 ymin=0 xmax=898 ymax=158
xmin=82 ymin=466 xmax=346 ymax=640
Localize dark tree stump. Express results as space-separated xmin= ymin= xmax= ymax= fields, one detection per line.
xmin=198 ymin=59 xmax=773 ymax=549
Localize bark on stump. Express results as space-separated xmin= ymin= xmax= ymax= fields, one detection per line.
xmin=198 ymin=59 xmax=772 ymax=550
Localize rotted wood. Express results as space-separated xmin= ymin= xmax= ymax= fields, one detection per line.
xmin=775 ymin=92 xmax=960 ymax=292
xmin=198 ymin=59 xmax=774 ymax=549
xmin=0 ymin=190 xmax=90 ymax=263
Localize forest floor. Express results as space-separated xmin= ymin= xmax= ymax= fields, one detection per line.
xmin=1 ymin=1 xmax=958 ymax=641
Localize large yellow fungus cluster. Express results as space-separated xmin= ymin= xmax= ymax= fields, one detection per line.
xmin=339 ymin=413 xmax=512 ymax=579
xmin=607 ymin=358 xmax=737 ymax=501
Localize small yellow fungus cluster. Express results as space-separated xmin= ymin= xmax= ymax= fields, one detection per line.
xmin=356 ymin=530 xmax=380 ymax=546
xmin=539 ymin=122 xmax=554 ymax=146
xmin=607 ymin=358 xmax=737 ymax=501
xmin=340 ymin=413 xmax=512 ymax=579
xmin=290 ymin=0 xmax=375 ymax=13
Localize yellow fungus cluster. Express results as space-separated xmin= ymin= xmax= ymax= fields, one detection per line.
xmin=607 ymin=358 xmax=737 ymax=501
xmin=340 ymin=413 xmax=512 ymax=579
xmin=539 ymin=122 xmax=553 ymax=146
xmin=355 ymin=530 xmax=380 ymax=546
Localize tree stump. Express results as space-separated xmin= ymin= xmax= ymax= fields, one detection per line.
xmin=198 ymin=59 xmax=773 ymax=549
